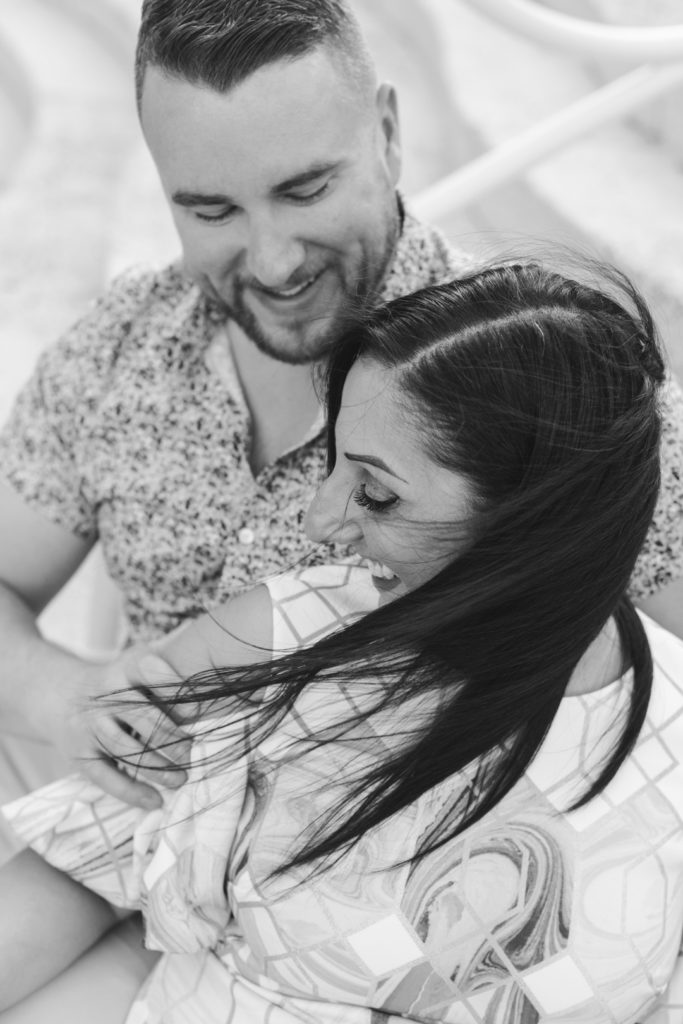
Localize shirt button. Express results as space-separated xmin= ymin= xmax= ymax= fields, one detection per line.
xmin=238 ymin=527 xmax=255 ymax=546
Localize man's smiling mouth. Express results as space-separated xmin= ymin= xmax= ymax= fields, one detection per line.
xmin=253 ymin=272 xmax=323 ymax=301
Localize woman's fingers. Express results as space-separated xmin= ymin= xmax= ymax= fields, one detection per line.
xmin=114 ymin=701 xmax=192 ymax=766
xmin=75 ymin=649 xmax=196 ymax=803
xmin=90 ymin=711 xmax=189 ymax=790
xmin=80 ymin=754 xmax=163 ymax=810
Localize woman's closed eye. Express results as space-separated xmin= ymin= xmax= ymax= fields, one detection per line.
xmin=353 ymin=482 xmax=397 ymax=514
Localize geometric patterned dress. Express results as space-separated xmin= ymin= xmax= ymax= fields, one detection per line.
xmin=4 ymin=563 xmax=683 ymax=1023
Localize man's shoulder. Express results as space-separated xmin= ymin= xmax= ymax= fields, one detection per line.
xmin=20 ymin=262 xmax=218 ymax=410
xmin=51 ymin=262 xmax=214 ymax=368
xmin=97 ymin=261 xmax=202 ymax=323
xmin=380 ymin=205 xmax=475 ymax=303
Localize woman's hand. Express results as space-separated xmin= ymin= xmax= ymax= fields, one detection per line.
xmin=41 ymin=583 xmax=273 ymax=807
xmin=46 ymin=648 xmax=191 ymax=808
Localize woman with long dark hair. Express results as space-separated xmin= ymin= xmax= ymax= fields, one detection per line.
xmin=1 ymin=261 xmax=682 ymax=1022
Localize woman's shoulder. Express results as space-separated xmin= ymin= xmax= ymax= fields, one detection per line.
xmin=155 ymin=561 xmax=379 ymax=674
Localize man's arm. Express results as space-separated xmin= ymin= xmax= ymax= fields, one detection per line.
xmin=0 ymin=848 xmax=125 ymax=1012
xmin=0 ymin=482 xmax=185 ymax=807
xmin=0 ymin=482 xmax=94 ymax=732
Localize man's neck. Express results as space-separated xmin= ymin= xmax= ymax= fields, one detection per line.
xmin=227 ymin=322 xmax=323 ymax=476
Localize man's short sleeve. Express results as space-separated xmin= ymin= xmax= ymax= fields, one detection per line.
xmin=0 ymin=268 xmax=154 ymax=539
xmin=631 ymin=375 xmax=683 ymax=599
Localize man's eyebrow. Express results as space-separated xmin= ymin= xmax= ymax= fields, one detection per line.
xmin=171 ymin=164 xmax=342 ymax=208
xmin=273 ymin=163 xmax=339 ymax=195
xmin=345 ymin=452 xmax=408 ymax=483
xmin=172 ymin=190 xmax=232 ymax=207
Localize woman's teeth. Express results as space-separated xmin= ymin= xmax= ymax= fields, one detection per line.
xmin=369 ymin=561 xmax=398 ymax=580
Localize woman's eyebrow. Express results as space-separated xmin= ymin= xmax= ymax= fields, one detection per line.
xmin=344 ymin=452 xmax=407 ymax=483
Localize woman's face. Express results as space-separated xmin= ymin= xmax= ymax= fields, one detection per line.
xmin=305 ymin=359 xmax=476 ymax=597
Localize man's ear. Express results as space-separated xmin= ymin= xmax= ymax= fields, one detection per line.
xmin=376 ymin=83 xmax=402 ymax=185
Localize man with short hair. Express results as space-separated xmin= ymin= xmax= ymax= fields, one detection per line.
xmin=0 ymin=0 xmax=681 ymax=814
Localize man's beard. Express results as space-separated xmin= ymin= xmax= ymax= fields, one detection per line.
xmin=219 ymin=212 xmax=401 ymax=366
xmin=225 ymin=287 xmax=345 ymax=365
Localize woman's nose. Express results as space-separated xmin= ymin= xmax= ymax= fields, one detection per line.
xmin=304 ymin=479 xmax=362 ymax=545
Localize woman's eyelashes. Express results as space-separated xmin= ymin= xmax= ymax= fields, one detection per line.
xmin=352 ymin=482 xmax=398 ymax=514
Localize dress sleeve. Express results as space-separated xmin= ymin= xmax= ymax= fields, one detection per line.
xmin=0 ymin=267 xmax=156 ymax=538
xmin=2 ymin=774 xmax=151 ymax=907
xmin=266 ymin=560 xmax=380 ymax=651
xmin=630 ymin=376 xmax=683 ymax=599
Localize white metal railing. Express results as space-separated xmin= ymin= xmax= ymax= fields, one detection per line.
xmin=413 ymin=0 xmax=683 ymax=222
xmin=461 ymin=0 xmax=683 ymax=61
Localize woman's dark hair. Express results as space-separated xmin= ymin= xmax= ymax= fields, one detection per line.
xmin=140 ymin=261 xmax=665 ymax=875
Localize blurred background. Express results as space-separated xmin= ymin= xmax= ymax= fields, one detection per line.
xmin=0 ymin=0 xmax=682 ymax=649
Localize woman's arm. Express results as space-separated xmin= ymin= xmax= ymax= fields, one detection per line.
xmin=150 ymin=582 xmax=274 ymax=677
xmin=127 ymin=582 xmax=274 ymax=727
xmin=0 ymin=849 xmax=126 ymax=1011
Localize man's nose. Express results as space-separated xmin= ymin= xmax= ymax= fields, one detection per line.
xmin=245 ymin=215 xmax=306 ymax=289
xmin=304 ymin=479 xmax=362 ymax=546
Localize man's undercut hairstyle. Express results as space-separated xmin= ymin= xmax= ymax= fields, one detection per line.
xmin=135 ymin=0 xmax=375 ymax=109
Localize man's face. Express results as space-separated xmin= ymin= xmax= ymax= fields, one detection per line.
xmin=140 ymin=50 xmax=402 ymax=364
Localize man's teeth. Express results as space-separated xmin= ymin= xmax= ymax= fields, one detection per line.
xmin=268 ymin=276 xmax=317 ymax=298
xmin=369 ymin=561 xmax=397 ymax=580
